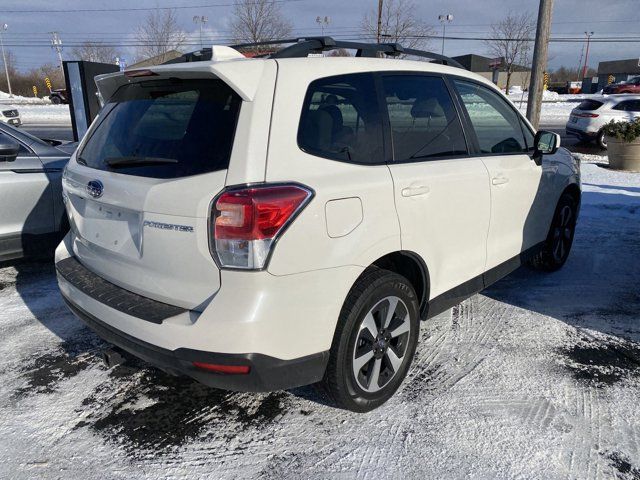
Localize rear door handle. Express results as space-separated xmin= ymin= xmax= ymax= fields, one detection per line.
xmin=492 ymin=176 xmax=509 ymax=186
xmin=401 ymin=185 xmax=430 ymax=197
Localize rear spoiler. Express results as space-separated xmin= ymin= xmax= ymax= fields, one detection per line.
xmin=94 ymin=57 xmax=267 ymax=103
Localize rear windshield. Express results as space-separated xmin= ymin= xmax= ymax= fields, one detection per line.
xmin=78 ymin=79 xmax=241 ymax=179
xmin=576 ymin=100 xmax=603 ymax=111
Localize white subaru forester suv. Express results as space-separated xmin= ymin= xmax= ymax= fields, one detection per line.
xmin=56 ymin=38 xmax=580 ymax=412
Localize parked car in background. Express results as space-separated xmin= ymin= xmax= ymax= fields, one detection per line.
xmin=0 ymin=122 xmax=74 ymax=262
xmin=0 ymin=105 xmax=21 ymax=127
xmin=56 ymin=39 xmax=581 ymax=412
xmin=603 ymin=76 xmax=640 ymax=95
xmin=566 ymin=94 xmax=640 ymax=148
xmin=49 ymin=89 xmax=69 ymax=105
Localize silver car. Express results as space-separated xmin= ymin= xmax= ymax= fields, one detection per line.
xmin=0 ymin=122 xmax=74 ymax=262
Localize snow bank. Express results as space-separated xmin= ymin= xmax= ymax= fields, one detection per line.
xmin=0 ymin=90 xmax=51 ymax=105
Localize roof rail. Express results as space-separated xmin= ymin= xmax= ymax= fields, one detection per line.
xmin=231 ymin=37 xmax=466 ymax=69
xmin=162 ymin=37 xmax=465 ymax=69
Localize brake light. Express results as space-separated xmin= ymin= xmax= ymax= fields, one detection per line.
xmin=124 ymin=69 xmax=158 ymax=78
xmin=575 ymin=112 xmax=599 ymax=118
xmin=211 ymin=184 xmax=313 ymax=270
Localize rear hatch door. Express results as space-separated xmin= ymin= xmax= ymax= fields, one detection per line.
xmin=63 ymin=77 xmax=241 ymax=310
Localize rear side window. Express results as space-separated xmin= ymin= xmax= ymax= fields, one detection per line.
xmin=453 ymin=79 xmax=528 ymax=154
xmin=298 ymin=73 xmax=384 ymax=164
xmin=78 ymin=79 xmax=241 ymax=179
xmin=577 ymin=100 xmax=603 ymax=111
xmin=382 ymin=75 xmax=467 ymax=161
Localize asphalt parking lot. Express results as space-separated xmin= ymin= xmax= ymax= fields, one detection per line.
xmin=1 ymin=160 xmax=639 ymax=479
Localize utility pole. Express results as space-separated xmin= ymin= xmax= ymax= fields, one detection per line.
xmin=526 ymin=0 xmax=554 ymax=129
xmin=376 ymin=0 xmax=383 ymax=43
xmin=50 ymin=31 xmax=64 ymax=75
xmin=581 ymin=31 xmax=594 ymax=80
xmin=438 ymin=14 xmax=453 ymax=56
xmin=315 ymin=16 xmax=331 ymax=36
xmin=193 ymin=15 xmax=208 ymax=49
xmin=0 ymin=23 xmax=12 ymax=97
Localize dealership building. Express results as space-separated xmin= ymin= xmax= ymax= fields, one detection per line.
xmin=451 ymin=54 xmax=531 ymax=90
xmin=582 ymin=58 xmax=640 ymax=93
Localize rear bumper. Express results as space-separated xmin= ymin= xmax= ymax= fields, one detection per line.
xmin=566 ymin=125 xmax=597 ymax=139
xmin=60 ymin=292 xmax=328 ymax=391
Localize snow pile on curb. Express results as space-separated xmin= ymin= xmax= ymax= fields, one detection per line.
xmin=0 ymin=91 xmax=51 ymax=105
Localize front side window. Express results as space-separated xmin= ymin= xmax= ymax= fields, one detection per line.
xmin=454 ymin=79 xmax=528 ymax=154
xmin=78 ymin=79 xmax=242 ymax=179
xmin=298 ymin=73 xmax=384 ymax=164
xmin=382 ymin=75 xmax=467 ymax=161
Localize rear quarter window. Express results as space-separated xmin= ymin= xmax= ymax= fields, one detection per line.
xmin=297 ymin=73 xmax=384 ymax=165
xmin=78 ymin=79 xmax=241 ymax=179
xmin=577 ymin=100 xmax=603 ymax=111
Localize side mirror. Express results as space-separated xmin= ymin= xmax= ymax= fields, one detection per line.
xmin=0 ymin=140 xmax=20 ymax=162
xmin=533 ymin=130 xmax=560 ymax=165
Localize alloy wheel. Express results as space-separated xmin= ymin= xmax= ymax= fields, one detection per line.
xmin=352 ymin=296 xmax=412 ymax=393
xmin=552 ymin=204 xmax=573 ymax=263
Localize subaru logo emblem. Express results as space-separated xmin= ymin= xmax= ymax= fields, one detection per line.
xmin=86 ymin=180 xmax=104 ymax=199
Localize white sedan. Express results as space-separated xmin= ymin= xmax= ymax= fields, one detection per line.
xmin=566 ymin=94 xmax=640 ymax=148
xmin=0 ymin=104 xmax=21 ymax=127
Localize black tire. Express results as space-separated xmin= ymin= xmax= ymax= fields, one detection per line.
xmin=50 ymin=95 xmax=61 ymax=105
xmin=529 ymin=193 xmax=577 ymax=272
xmin=596 ymin=130 xmax=607 ymax=150
xmin=321 ymin=267 xmax=420 ymax=412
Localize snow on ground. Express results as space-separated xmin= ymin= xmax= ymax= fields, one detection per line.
xmin=0 ymin=163 xmax=639 ymax=479
xmin=0 ymin=90 xmax=70 ymax=124
xmin=16 ymin=105 xmax=71 ymax=125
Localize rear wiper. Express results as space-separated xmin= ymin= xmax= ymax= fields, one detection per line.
xmin=105 ymin=156 xmax=178 ymax=168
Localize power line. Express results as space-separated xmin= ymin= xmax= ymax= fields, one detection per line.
xmin=1 ymin=0 xmax=306 ymax=14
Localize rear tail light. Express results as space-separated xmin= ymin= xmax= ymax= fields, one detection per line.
xmin=575 ymin=112 xmax=599 ymax=118
xmin=210 ymin=184 xmax=313 ymax=270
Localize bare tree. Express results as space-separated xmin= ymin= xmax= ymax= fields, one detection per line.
xmin=71 ymin=42 xmax=118 ymax=64
xmin=135 ymin=9 xmax=186 ymax=63
xmin=485 ymin=12 xmax=535 ymax=94
xmin=328 ymin=48 xmax=351 ymax=57
xmin=361 ymin=0 xmax=434 ymax=51
xmin=231 ymin=0 xmax=292 ymax=50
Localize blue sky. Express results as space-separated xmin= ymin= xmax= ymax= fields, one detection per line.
xmin=1 ymin=0 xmax=639 ymax=72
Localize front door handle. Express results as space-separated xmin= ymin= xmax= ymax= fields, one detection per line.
xmin=401 ymin=185 xmax=430 ymax=197
xmin=492 ymin=176 xmax=509 ymax=186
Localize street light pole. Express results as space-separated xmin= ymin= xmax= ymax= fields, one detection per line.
xmin=193 ymin=16 xmax=208 ymax=49
xmin=0 ymin=24 xmax=12 ymax=97
xmin=315 ymin=16 xmax=331 ymax=36
xmin=581 ymin=31 xmax=594 ymax=80
xmin=438 ymin=14 xmax=453 ymax=56
xmin=50 ymin=31 xmax=64 ymax=75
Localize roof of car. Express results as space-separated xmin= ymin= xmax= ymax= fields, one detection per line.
xmin=591 ymin=94 xmax=640 ymax=103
